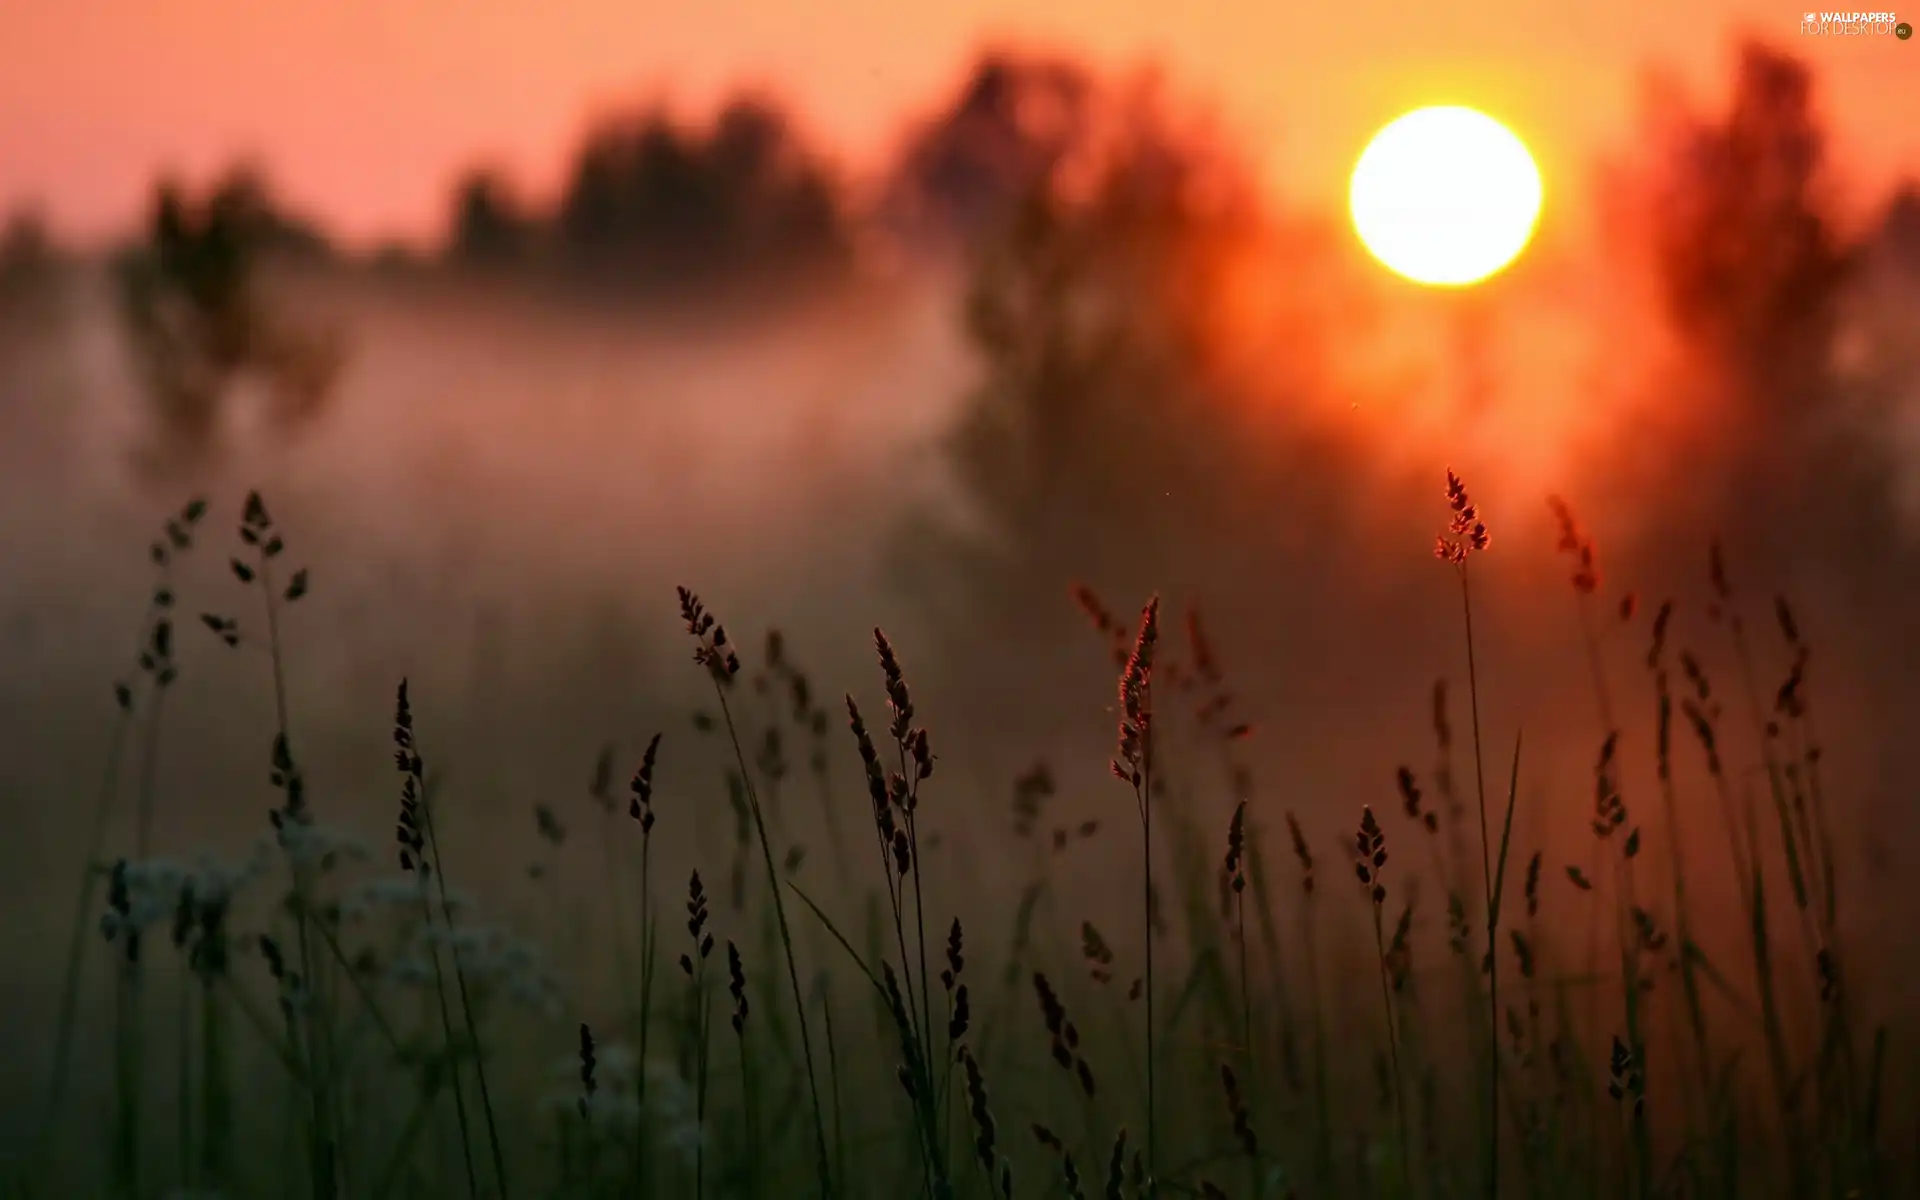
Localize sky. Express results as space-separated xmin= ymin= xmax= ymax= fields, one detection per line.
xmin=1 ymin=0 xmax=1916 ymax=247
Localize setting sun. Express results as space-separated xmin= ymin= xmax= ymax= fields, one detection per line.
xmin=1348 ymin=106 xmax=1543 ymax=287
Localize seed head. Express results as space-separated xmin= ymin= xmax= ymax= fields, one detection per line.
xmin=727 ymin=941 xmax=748 ymax=1034
xmin=1546 ymin=495 xmax=1599 ymax=594
xmin=676 ymin=587 xmax=740 ymax=682
xmin=1285 ymin=811 xmax=1314 ymax=894
xmin=628 ymin=733 xmax=662 ymax=835
xmin=1111 ymin=597 xmax=1160 ymax=787
xmin=1436 ymin=469 xmax=1492 ymax=563
xmin=1222 ymin=800 xmax=1248 ymax=894
xmin=1354 ymin=806 xmax=1388 ymax=906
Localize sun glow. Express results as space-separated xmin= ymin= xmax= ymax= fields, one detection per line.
xmin=1348 ymin=106 xmax=1543 ymax=288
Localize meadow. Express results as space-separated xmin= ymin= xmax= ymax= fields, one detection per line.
xmin=7 ymin=463 xmax=1901 ymax=1200
xmin=3 ymin=35 xmax=1916 ymax=1199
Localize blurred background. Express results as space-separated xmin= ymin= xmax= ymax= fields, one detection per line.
xmin=3 ymin=0 xmax=1919 ymax=1165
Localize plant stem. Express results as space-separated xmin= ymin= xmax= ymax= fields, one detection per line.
xmin=635 ymin=836 xmax=656 ymax=1197
xmin=1141 ymin=723 xmax=1158 ymax=1195
xmin=113 ymin=957 xmax=143 ymax=1200
xmin=418 ymin=808 xmax=506 ymax=1197
xmin=1459 ymin=566 xmax=1498 ymax=1197
xmin=713 ymin=685 xmax=835 ymax=1198
xmin=416 ymin=887 xmax=480 ymax=1200
xmin=1372 ymin=904 xmax=1410 ymax=1183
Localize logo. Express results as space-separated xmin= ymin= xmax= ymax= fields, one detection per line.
xmin=1801 ymin=9 xmax=1905 ymax=33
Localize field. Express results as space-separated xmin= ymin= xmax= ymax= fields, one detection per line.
xmin=3 ymin=39 xmax=1915 ymax=1197
xmin=7 ymin=470 xmax=1905 ymax=1200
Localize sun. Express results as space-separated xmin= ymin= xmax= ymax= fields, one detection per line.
xmin=1348 ymin=106 xmax=1543 ymax=288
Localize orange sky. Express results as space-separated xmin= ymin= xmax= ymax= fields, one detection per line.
xmin=2 ymin=0 xmax=1915 ymax=248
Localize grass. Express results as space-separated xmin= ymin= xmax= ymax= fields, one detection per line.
xmin=11 ymin=476 xmax=1910 ymax=1200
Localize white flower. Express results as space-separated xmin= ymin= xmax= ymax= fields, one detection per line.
xmin=504 ymin=974 xmax=567 ymax=1019
xmin=550 ymin=1039 xmax=638 ymax=1088
xmin=541 ymin=1088 xmax=642 ymax=1130
xmin=380 ymin=918 xmax=565 ymax=1015
xmin=338 ymin=874 xmax=431 ymax=923
xmin=184 ymin=842 xmax=274 ymax=901
xmin=641 ymin=1063 xmax=705 ymax=1162
xmin=274 ymin=821 xmax=370 ymax=870
xmin=382 ymin=952 xmax=435 ymax=989
xmin=100 ymin=846 xmax=276 ymax=948
xmin=598 ymin=1041 xmax=638 ymax=1083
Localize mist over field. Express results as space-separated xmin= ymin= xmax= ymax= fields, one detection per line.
xmin=3 ymin=31 xmax=1920 ymax=1197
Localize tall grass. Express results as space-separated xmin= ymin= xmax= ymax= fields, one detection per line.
xmin=30 ymin=497 xmax=209 ymax=1197
xmin=11 ymin=481 xmax=1911 ymax=1200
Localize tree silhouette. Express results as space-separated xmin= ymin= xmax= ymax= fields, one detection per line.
xmin=1643 ymin=42 xmax=1856 ymax=425
xmin=900 ymin=60 xmax=1287 ymax=631
xmin=116 ymin=169 xmax=344 ymax=476
xmin=0 ymin=207 xmax=55 ymax=292
xmin=449 ymin=168 xmax=534 ymax=268
xmin=553 ymin=95 xmax=850 ymax=288
xmin=1878 ymin=185 xmax=1920 ymax=276
xmin=883 ymin=51 xmax=1098 ymax=248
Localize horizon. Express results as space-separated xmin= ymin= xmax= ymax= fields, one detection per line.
xmin=3 ymin=0 xmax=1918 ymax=250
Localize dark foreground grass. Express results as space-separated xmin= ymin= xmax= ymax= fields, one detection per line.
xmin=12 ymin=479 xmax=1908 ymax=1200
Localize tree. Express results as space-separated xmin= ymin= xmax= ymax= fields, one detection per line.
xmin=883 ymin=51 xmax=1098 ymax=248
xmin=116 ymin=170 xmax=344 ymax=476
xmin=1878 ymin=185 xmax=1920 ymax=276
xmin=1641 ymin=42 xmax=1855 ymax=425
xmin=895 ymin=58 xmax=1310 ymax=644
xmin=0 ymin=207 xmax=56 ymax=290
xmin=449 ymin=168 xmax=533 ymax=268
xmin=553 ymin=95 xmax=850 ymax=289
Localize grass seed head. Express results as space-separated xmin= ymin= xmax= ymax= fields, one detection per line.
xmin=628 ymin=733 xmax=662 ymax=834
xmin=1354 ymin=806 xmax=1387 ymax=906
xmin=1220 ymin=1064 xmax=1258 ymax=1155
xmin=1286 ymin=811 xmax=1314 ymax=894
xmin=943 ymin=917 xmax=965 ymax=990
xmin=1546 ymin=495 xmax=1601 ymax=593
xmin=873 ymin=628 xmax=915 ymax=742
xmin=1386 ymin=897 xmax=1415 ymax=990
xmin=577 ymin=1023 xmax=598 ymax=1117
xmin=1111 ymin=597 xmax=1160 ymax=786
xmin=533 ymin=804 xmax=565 ymax=847
xmin=728 ymin=941 xmax=748 ymax=1034
xmin=1223 ymin=800 xmax=1248 ymax=893
xmin=1511 ymin=930 xmax=1537 ymax=979
xmin=1436 ymin=469 xmax=1492 ymax=563
xmin=1081 ymin=921 xmax=1115 ymax=984
xmin=1682 ymin=698 xmax=1722 ymax=776
xmin=1775 ymin=595 xmax=1802 ymax=647
xmin=1647 ymin=600 xmax=1675 ymax=669
xmin=1608 ymin=1034 xmax=1646 ymax=1117
xmin=680 ymin=870 xmax=712 ymax=975
xmin=676 ymin=587 xmax=740 ymax=682
xmin=959 ymin=1047 xmax=1000 ymax=1177
xmin=1592 ymin=733 xmax=1627 ymax=838
xmin=1105 ymin=1128 xmax=1129 ymax=1200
